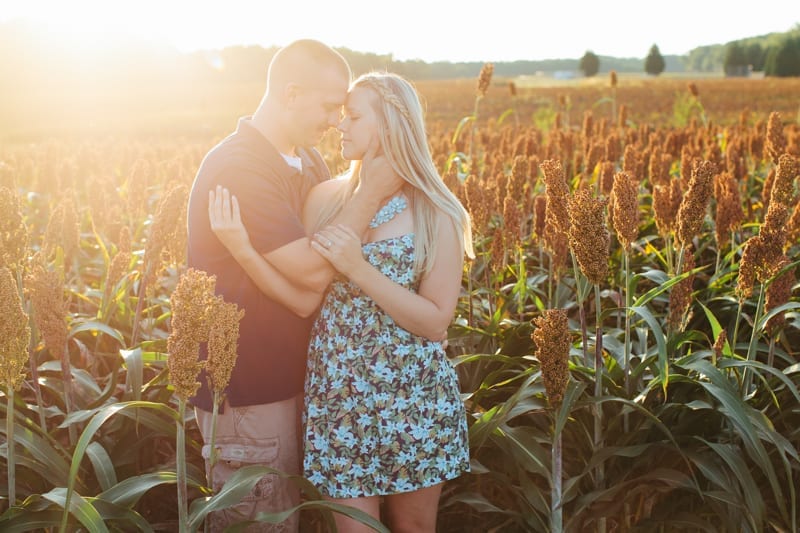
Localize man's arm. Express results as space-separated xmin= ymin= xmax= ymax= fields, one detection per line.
xmin=208 ymin=187 xmax=324 ymax=317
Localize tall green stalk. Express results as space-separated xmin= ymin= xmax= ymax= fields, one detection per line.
xmin=570 ymin=253 xmax=590 ymax=366
xmin=6 ymin=388 xmax=16 ymax=507
xmin=176 ymin=398 xmax=189 ymax=532
xmin=62 ymin=338 xmax=77 ymax=446
xmin=593 ymin=283 xmax=605 ymax=533
xmin=622 ymin=252 xmax=632 ymax=401
xmin=208 ymin=393 xmax=222 ymax=497
xmin=551 ymin=429 xmax=563 ymax=533
xmin=742 ymin=283 xmax=765 ymax=394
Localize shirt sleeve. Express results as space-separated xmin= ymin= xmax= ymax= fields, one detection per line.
xmin=230 ymin=167 xmax=307 ymax=255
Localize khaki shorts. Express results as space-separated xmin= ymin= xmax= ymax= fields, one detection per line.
xmin=195 ymin=395 xmax=302 ymax=532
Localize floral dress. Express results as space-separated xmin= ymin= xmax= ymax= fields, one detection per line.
xmin=303 ymin=233 xmax=470 ymax=498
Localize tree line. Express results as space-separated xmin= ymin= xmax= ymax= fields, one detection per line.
xmin=577 ymin=24 xmax=800 ymax=78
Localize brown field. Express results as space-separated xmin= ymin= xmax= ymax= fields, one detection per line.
xmin=0 ymin=74 xmax=799 ymax=531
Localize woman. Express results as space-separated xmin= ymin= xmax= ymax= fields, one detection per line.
xmin=210 ymin=71 xmax=473 ymax=533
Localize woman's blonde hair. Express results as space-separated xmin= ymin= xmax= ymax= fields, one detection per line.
xmin=312 ymin=72 xmax=474 ymax=277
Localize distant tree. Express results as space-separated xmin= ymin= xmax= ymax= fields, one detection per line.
xmin=724 ymin=42 xmax=749 ymax=76
xmin=644 ymin=44 xmax=666 ymax=76
xmin=764 ymin=37 xmax=800 ymax=77
xmin=579 ymin=51 xmax=600 ymax=77
xmin=746 ymin=42 xmax=766 ymax=71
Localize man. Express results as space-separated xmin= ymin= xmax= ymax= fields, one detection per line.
xmin=186 ymin=39 xmax=398 ymax=532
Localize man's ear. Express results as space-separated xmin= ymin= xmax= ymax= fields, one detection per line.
xmin=283 ymin=82 xmax=302 ymax=108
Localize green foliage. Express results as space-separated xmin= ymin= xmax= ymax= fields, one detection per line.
xmin=579 ymin=51 xmax=600 ymax=77
xmin=764 ymin=36 xmax=800 ymax=77
xmin=671 ymin=90 xmax=708 ymax=127
xmin=645 ymin=44 xmax=666 ymax=76
xmin=724 ymin=42 xmax=749 ymax=76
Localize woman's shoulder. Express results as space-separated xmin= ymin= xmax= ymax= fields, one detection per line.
xmin=309 ymin=176 xmax=349 ymax=198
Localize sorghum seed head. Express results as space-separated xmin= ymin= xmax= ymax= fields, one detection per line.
xmin=567 ymin=188 xmax=610 ymax=285
xmin=24 ymin=259 xmax=68 ymax=361
xmin=0 ymin=267 xmax=30 ymax=391
xmin=676 ymin=160 xmax=716 ymax=247
xmin=765 ymin=111 xmax=786 ymax=165
xmin=532 ymin=308 xmax=571 ymax=406
xmin=765 ymin=257 xmax=796 ymax=334
xmin=713 ymin=171 xmax=744 ymax=249
xmin=0 ymin=186 xmax=29 ymax=273
xmin=477 ymin=63 xmax=494 ymax=97
xmin=771 ymin=154 xmax=798 ymax=208
xmin=167 ymin=268 xmax=217 ymax=400
xmin=205 ymin=297 xmax=245 ymax=395
xmin=610 ymin=171 xmax=640 ymax=251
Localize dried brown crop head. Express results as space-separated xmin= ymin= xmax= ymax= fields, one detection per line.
xmin=509 ymin=155 xmax=529 ymax=201
xmin=477 ymin=63 xmax=494 ymax=97
xmin=787 ymin=201 xmax=800 ymax=245
xmin=610 ymin=70 xmax=618 ymax=89
xmin=712 ymin=329 xmax=726 ymax=361
xmin=464 ymin=174 xmax=489 ymax=235
xmin=167 ymin=268 xmax=217 ymax=400
xmin=770 ymin=154 xmax=799 ymax=208
xmin=765 ymin=111 xmax=786 ymax=165
xmin=532 ymin=308 xmax=571 ymax=406
xmin=610 ymin=171 xmax=640 ymax=251
xmin=532 ymin=194 xmax=547 ymax=243
xmin=508 ymin=81 xmax=517 ymax=97
xmin=0 ymin=267 xmax=30 ymax=391
xmin=676 ymin=160 xmax=716 ymax=248
xmin=567 ymin=188 xmax=610 ymax=285
xmin=42 ymin=196 xmax=80 ymax=263
xmin=490 ymin=226 xmax=506 ymax=271
xmin=540 ymin=159 xmax=570 ymax=233
xmin=599 ymin=161 xmax=615 ymax=196
xmin=142 ymin=183 xmax=189 ymax=293
xmin=206 ymin=297 xmax=245 ymax=395
xmin=762 ymin=201 xmax=790 ymax=243
xmin=653 ymin=179 xmax=682 ymax=238
xmin=736 ymin=226 xmax=786 ymax=300
xmin=618 ymin=104 xmax=628 ymax=130
xmin=104 ymin=226 xmax=133 ymax=303
xmin=687 ymin=82 xmax=699 ymax=98
xmin=764 ymin=256 xmax=795 ymax=335
xmin=0 ymin=186 xmax=29 ymax=273
xmin=622 ymin=144 xmax=640 ymax=178
xmin=713 ymin=172 xmax=744 ymax=249
xmin=503 ymin=195 xmax=523 ymax=250
xmin=24 ymin=258 xmax=68 ymax=361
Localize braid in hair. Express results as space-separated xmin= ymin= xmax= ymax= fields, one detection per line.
xmin=359 ymin=76 xmax=412 ymax=122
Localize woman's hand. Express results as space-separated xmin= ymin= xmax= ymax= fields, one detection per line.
xmin=310 ymin=224 xmax=365 ymax=277
xmin=208 ymin=185 xmax=252 ymax=256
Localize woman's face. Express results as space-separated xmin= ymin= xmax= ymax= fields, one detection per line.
xmin=337 ymin=86 xmax=380 ymax=161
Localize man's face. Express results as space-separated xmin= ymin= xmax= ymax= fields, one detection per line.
xmin=289 ymin=68 xmax=349 ymax=147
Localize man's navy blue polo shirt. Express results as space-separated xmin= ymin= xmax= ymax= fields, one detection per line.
xmin=187 ymin=117 xmax=330 ymax=411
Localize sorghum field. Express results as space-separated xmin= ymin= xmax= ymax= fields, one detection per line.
xmin=1 ymin=71 xmax=799 ymax=532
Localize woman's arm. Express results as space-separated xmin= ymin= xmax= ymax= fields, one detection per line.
xmin=208 ymin=186 xmax=323 ymax=317
xmin=311 ymin=218 xmax=463 ymax=341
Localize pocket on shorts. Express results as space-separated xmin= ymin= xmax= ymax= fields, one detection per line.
xmin=202 ymin=437 xmax=281 ymax=500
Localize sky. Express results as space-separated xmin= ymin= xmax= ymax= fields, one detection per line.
xmin=2 ymin=0 xmax=798 ymax=62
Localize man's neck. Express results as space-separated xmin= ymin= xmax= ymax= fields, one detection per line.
xmin=251 ymin=106 xmax=295 ymax=156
